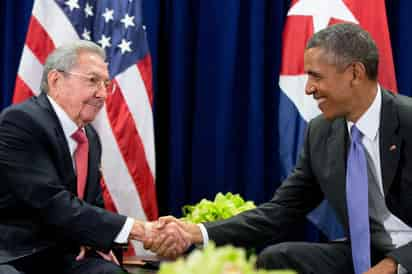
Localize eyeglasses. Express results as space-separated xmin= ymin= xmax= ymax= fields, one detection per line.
xmin=58 ymin=70 xmax=116 ymax=94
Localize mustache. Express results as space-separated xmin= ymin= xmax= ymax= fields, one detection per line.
xmin=312 ymin=94 xmax=321 ymax=100
xmin=84 ymin=99 xmax=105 ymax=108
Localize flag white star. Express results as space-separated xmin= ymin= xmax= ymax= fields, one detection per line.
xmin=84 ymin=3 xmax=94 ymax=18
xmin=98 ymin=34 xmax=112 ymax=50
xmin=120 ymin=14 xmax=135 ymax=29
xmin=288 ymin=0 xmax=358 ymax=33
xmin=65 ymin=0 xmax=80 ymax=11
xmin=102 ymin=8 xmax=114 ymax=23
xmin=82 ymin=28 xmax=91 ymax=40
xmin=117 ymin=39 xmax=132 ymax=54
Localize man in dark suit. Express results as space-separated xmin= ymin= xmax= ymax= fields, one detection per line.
xmin=147 ymin=23 xmax=412 ymax=274
xmin=0 ymin=40 xmax=186 ymax=274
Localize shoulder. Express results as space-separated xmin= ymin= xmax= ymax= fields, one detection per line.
xmin=0 ymin=96 xmax=57 ymax=137
xmin=382 ymin=89 xmax=412 ymax=123
xmin=301 ymin=114 xmax=346 ymax=155
xmin=0 ymin=97 xmax=39 ymax=124
xmin=307 ymin=114 xmax=342 ymax=138
xmin=392 ymin=93 xmax=412 ymax=118
xmin=380 ymin=90 xmax=412 ymax=143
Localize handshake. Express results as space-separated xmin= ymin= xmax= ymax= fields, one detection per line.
xmin=129 ymin=216 xmax=204 ymax=259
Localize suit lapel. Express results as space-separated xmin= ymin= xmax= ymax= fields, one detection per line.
xmin=326 ymin=117 xmax=350 ymax=223
xmin=379 ymin=90 xmax=401 ymax=195
xmin=36 ymin=93 xmax=76 ymax=190
xmin=84 ymin=126 xmax=99 ymax=201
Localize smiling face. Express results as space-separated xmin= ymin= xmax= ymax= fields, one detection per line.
xmin=304 ymin=47 xmax=357 ymax=121
xmin=48 ymin=50 xmax=109 ymax=127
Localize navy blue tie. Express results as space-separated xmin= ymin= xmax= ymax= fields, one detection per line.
xmin=346 ymin=125 xmax=371 ymax=274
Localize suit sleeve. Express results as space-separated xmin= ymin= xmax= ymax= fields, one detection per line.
xmin=205 ymin=120 xmax=324 ymax=248
xmin=387 ymin=243 xmax=412 ymax=272
xmin=384 ymin=96 xmax=412 ymax=272
xmin=0 ymin=108 xmax=127 ymax=252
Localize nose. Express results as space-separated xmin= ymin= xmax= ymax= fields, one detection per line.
xmin=305 ymin=83 xmax=316 ymax=95
xmin=95 ymin=81 xmax=109 ymax=99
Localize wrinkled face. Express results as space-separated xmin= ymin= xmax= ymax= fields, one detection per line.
xmin=304 ymin=47 xmax=356 ymax=121
xmin=49 ymin=50 xmax=109 ymax=127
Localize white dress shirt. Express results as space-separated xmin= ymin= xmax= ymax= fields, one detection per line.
xmin=347 ymin=86 xmax=412 ymax=273
xmin=48 ymin=95 xmax=133 ymax=244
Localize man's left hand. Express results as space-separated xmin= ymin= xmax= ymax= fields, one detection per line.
xmin=75 ymin=246 xmax=119 ymax=265
xmin=364 ymin=257 xmax=397 ymax=274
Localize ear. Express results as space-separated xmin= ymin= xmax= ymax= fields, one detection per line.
xmin=47 ymin=70 xmax=62 ymax=93
xmin=350 ymin=62 xmax=367 ymax=85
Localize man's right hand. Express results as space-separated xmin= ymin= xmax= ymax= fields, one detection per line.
xmin=128 ymin=217 xmax=200 ymax=259
xmin=143 ymin=216 xmax=203 ymax=259
xmin=129 ymin=219 xmax=146 ymax=241
xmin=158 ymin=216 xmax=204 ymax=245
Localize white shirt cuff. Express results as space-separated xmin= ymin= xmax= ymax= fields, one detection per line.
xmin=114 ymin=217 xmax=134 ymax=243
xmin=198 ymin=223 xmax=209 ymax=247
xmin=398 ymin=264 xmax=408 ymax=274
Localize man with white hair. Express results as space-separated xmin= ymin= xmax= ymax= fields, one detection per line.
xmin=0 ymin=40 xmax=187 ymax=274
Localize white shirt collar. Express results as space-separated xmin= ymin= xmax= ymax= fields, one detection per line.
xmin=47 ymin=95 xmax=83 ymax=165
xmin=47 ymin=95 xmax=79 ymax=138
xmin=347 ymin=85 xmax=381 ymax=141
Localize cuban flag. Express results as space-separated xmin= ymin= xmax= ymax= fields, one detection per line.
xmin=278 ymin=0 xmax=397 ymax=239
xmin=13 ymin=0 xmax=157 ymax=255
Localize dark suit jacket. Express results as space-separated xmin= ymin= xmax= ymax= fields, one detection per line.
xmin=205 ymin=89 xmax=412 ymax=271
xmin=0 ymin=93 xmax=127 ymax=264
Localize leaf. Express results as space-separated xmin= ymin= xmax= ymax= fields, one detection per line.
xmin=158 ymin=243 xmax=296 ymax=274
xmin=182 ymin=192 xmax=256 ymax=223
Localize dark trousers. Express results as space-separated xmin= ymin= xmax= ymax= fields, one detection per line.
xmin=2 ymin=248 xmax=128 ymax=274
xmin=256 ymin=241 xmax=386 ymax=274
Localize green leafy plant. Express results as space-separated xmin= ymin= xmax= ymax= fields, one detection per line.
xmin=182 ymin=192 xmax=256 ymax=223
xmin=158 ymin=242 xmax=296 ymax=274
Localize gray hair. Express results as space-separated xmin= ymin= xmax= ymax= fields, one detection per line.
xmin=306 ymin=23 xmax=379 ymax=80
xmin=40 ymin=40 xmax=106 ymax=93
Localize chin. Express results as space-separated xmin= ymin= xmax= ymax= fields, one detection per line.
xmin=80 ymin=106 xmax=102 ymax=125
xmin=321 ymin=111 xmax=338 ymax=121
xmin=79 ymin=113 xmax=99 ymax=125
xmin=84 ymin=116 xmax=98 ymax=124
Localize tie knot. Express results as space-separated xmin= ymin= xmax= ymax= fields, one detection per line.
xmin=71 ymin=128 xmax=88 ymax=144
xmin=350 ymin=125 xmax=363 ymax=143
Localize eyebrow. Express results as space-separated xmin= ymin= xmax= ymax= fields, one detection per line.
xmin=306 ymin=70 xmax=322 ymax=78
xmin=84 ymin=71 xmax=110 ymax=80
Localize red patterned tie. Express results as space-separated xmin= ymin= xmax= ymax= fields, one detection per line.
xmin=71 ymin=128 xmax=89 ymax=199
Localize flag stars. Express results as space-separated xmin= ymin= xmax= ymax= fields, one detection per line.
xmin=98 ymin=34 xmax=111 ymax=50
xmin=82 ymin=28 xmax=91 ymax=40
xmin=121 ymin=14 xmax=135 ymax=29
xmin=65 ymin=0 xmax=80 ymax=11
xmin=117 ymin=39 xmax=132 ymax=54
xmin=102 ymin=8 xmax=114 ymax=23
xmin=288 ymin=0 xmax=358 ymax=32
xmin=84 ymin=3 xmax=94 ymax=18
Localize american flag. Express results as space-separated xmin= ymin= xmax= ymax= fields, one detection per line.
xmin=13 ymin=0 xmax=158 ymax=255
